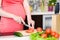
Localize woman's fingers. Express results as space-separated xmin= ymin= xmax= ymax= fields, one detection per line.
xmin=31 ymin=20 xmax=35 ymax=28
xmin=28 ymin=20 xmax=35 ymax=28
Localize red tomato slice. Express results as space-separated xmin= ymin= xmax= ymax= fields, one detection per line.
xmin=26 ymin=28 xmax=34 ymax=33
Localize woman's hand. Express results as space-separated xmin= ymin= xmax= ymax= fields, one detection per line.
xmin=23 ymin=0 xmax=35 ymax=28
xmin=13 ymin=16 xmax=24 ymax=24
xmin=28 ymin=19 xmax=35 ymax=28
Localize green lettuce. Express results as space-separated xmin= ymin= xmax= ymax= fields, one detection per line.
xmin=30 ymin=32 xmax=58 ymax=40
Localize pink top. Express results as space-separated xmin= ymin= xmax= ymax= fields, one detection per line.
xmin=0 ymin=0 xmax=26 ymax=35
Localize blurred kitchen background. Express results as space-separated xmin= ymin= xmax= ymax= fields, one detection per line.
xmin=28 ymin=0 xmax=58 ymax=12
xmin=24 ymin=0 xmax=60 ymax=30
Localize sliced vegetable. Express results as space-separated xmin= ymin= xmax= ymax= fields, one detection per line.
xmin=26 ymin=28 xmax=34 ymax=33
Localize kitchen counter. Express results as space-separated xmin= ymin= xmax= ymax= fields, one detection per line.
xmin=0 ymin=35 xmax=30 ymax=40
xmin=0 ymin=35 xmax=60 ymax=40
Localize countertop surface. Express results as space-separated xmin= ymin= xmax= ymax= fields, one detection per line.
xmin=0 ymin=35 xmax=30 ymax=40
xmin=0 ymin=35 xmax=60 ymax=40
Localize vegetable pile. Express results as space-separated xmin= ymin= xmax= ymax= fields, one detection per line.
xmin=30 ymin=27 xmax=59 ymax=40
xmin=13 ymin=27 xmax=60 ymax=40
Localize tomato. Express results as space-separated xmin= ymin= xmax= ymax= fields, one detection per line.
xmin=36 ymin=27 xmax=42 ymax=32
xmin=41 ymin=34 xmax=47 ymax=38
xmin=29 ymin=28 xmax=34 ymax=30
xmin=26 ymin=28 xmax=34 ymax=33
xmin=54 ymin=33 xmax=59 ymax=38
xmin=45 ymin=28 xmax=51 ymax=34
xmin=51 ymin=32 xmax=56 ymax=36
xmin=59 ymin=34 xmax=60 ymax=38
xmin=26 ymin=30 xmax=33 ymax=33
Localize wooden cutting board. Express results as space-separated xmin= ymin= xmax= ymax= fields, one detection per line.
xmin=16 ymin=30 xmax=37 ymax=36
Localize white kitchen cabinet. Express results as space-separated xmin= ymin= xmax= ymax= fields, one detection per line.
xmin=31 ymin=11 xmax=54 ymax=15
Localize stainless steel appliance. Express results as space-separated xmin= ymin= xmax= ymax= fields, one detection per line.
xmin=43 ymin=15 xmax=52 ymax=30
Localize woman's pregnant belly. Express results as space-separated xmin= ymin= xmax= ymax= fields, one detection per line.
xmin=0 ymin=4 xmax=26 ymax=33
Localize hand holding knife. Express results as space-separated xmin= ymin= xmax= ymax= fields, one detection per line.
xmin=20 ymin=17 xmax=31 ymax=28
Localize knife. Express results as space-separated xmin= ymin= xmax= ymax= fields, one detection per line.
xmin=20 ymin=17 xmax=31 ymax=28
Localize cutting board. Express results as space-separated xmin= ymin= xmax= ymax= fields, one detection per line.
xmin=16 ymin=30 xmax=37 ymax=36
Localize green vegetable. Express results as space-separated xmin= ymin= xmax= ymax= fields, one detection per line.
xmin=37 ymin=38 xmax=44 ymax=40
xmin=47 ymin=34 xmax=52 ymax=37
xmin=30 ymin=32 xmax=43 ymax=40
xmin=30 ymin=32 xmax=58 ymax=40
xmin=46 ymin=37 xmax=57 ymax=40
xmin=30 ymin=32 xmax=40 ymax=40
xmin=14 ymin=32 xmax=23 ymax=37
xmin=37 ymin=31 xmax=45 ymax=35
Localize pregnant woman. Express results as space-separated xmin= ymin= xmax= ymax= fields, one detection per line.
xmin=0 ymin=0 xmax=35 ymax=35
